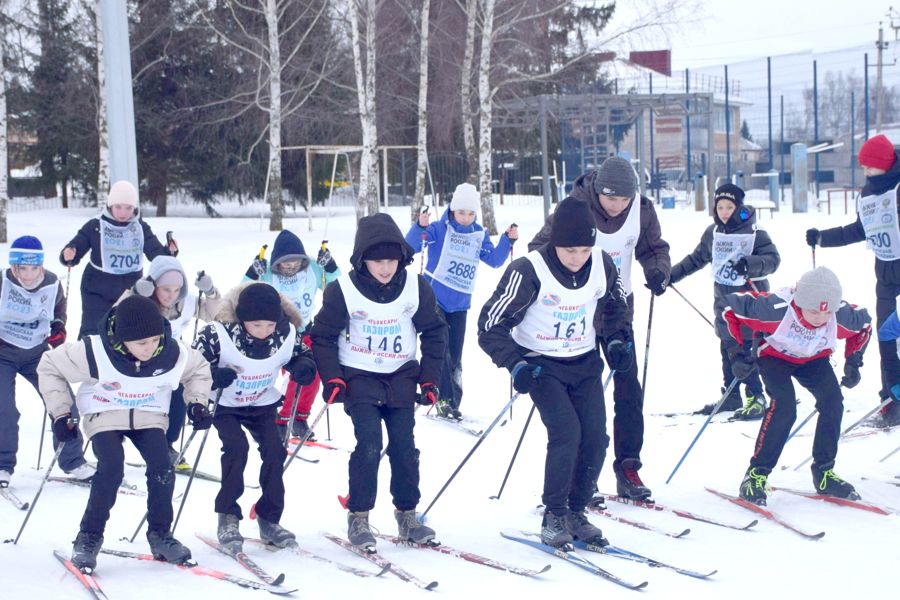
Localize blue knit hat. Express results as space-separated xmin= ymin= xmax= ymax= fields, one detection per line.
xmin=9 ymin=236 xmax=44 ymax=266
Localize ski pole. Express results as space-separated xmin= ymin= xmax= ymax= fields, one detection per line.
xmin=784 ymin=408 xmax=818 ymax=445
xmin=326 ymin=406 xmax=332 ymax=441
xmin=640 ymin=295 xmax=655 ymax=402
xmin=320 ymin=240 xmax=329 ymax=289
xmin=812 ymin=245 xmax=817 ymax=269
xmin=282 ymin=383 xmax=304 ymax=449
xmin=191 ymin=271 xmax=205 ymax=346
xmin=14 ymin=417 xmax=76 ymax=544
xmin=35 ymin=408 xmax=48 ymax=470
xmin=880 ymin=443 xmax=900 ymax=463
xmin=172 ymin=391 xmax=224 ymax=536
xmin=666 ymin=377 xmax=740 ymax=484
xmin=283 ymin=388 xmax=338 ymax=474
xmin=419 ymin=389 xmax=528 ymax=522
xmin=669 ymin=284 xmax=715 ymax=330
xmin=792 ymin=396 xmax=895 ymax=472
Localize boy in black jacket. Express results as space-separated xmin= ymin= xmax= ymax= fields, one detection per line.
xmin=669 ymin=184 xmax=781 ymax=418
xmin=310 ymin=213 xmax=447 ymax=552
xmin=480 ymin=198 xmax=633 ymax=548
xmin=807 ymin=134 xmax=900 ymax=425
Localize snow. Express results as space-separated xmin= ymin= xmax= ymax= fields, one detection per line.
xmin=1 ymin=198 xmax=897 ymax=599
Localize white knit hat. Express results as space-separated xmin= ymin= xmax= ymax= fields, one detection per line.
xmin=450 ymin=183 xmax=480 ymax=213
xmin=794 ymin=267 xmax=842 ymax=312
xmin=107 ymin=180 xmax=139 ymax=208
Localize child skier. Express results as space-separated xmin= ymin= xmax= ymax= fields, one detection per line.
xmin=668 ymin=183 xmax=781 ymax=419
xmin=806 ymin=134 xmax=900 ymax=425
xmin=60 ymin=180 xmax=178 ymax=339
xmin=528 ymin=156 xmax=671 ymax=500
xmin=123 ymin=255 xmax=223 ymax=462
xmin=0 ymin=236 xmax=94 ymax=489
xmin=193 ymin=282 xmax=317 ymax=551
xmin=717 ymin=267 xmax=872 ymax=505
xmin=479 ymin=198 xmax=633 ymax=548
xmin=37 ymin=295 xmax=214 ymax=571
xmin=243 ymin=230 xmax=341 ymax=441
xmin=310 ymin=213 xmax=447 ymax=551
xmin=405 ymin=182 xmax=517 ymax=419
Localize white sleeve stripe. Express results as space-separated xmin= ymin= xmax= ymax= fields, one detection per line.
xmin=484 ymin=270 xmax=523 ymax=331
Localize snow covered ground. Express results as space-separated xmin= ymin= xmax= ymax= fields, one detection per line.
xmin=1 ymin=197 xmax=897 ymax=599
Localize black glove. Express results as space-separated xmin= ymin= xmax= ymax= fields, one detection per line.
xmin=729 ymin=258 xmax=749 ymax=276
xmin=841 ymin=354 xmax=863 ymax=388
xmin=644 ymin=268 xmax=668 ymax=296
xmin=606 ymin=339 xmax=634 ymax=372
xmin=187 ymin=403 xmax=213 ymax=430
xmin=511 ymin=361 xmax=542 ymax=394
xmin=417 ymin=382 xmax=440 ymax=406
xmin=317 ymin=247 xmax=338 ymax=273
xmin=245 ymin=257 xmax=267 ymax=280
xmin=52 ymin=415 xmax=78 ymax=442
xmin=288 ymin=356 xmax=317 ymax=386
xmin=728 ymin=348 xmax=756 ymax=380
xmin=211 ymin=367 xmax=238 ymax=390
xmin=323 ymin=378 xmax=347 ymax=403
xmin=806 ymin=228 xmax=820 ymax=247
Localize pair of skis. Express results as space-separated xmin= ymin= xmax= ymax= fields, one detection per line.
xmin=423 ymin=413 xmax=485 ymax=437
xmin=0 ymin=486 xmax=29 ymax=510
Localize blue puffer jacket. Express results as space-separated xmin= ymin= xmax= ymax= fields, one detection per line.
xmin=404 ymin=207 xmax=512 ymax=312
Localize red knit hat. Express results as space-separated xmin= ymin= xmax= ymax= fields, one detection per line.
xmin=858 ymin=134 xmax=896 ymax=171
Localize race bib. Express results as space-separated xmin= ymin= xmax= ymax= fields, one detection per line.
xmin=429 ymin=229 xmax=484 ymax=293
xmin=99 ymin=219 xmax=144 ymax=274
xmin=712 ymin=232 xmax=756 ymax=286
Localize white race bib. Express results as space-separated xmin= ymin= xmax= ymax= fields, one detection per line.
xmin=428 ymin=229 xmax=484 ymax=293
xmin=214 ymin=321 xmax=295 ymax=407
xmin=594 ymin=194 xmax=641 ymax=294
xmin=766 ymin=290 xmax=838 ymax=358
xmin=271 ymin=269 xmax=318 ymax=325
xmin=858 ymin=186 xmax=900 ymax=261
xmin=99 ymin=219 xmax=144 ymax=274
xmin=712 ymin=231 xmax=756 ymax=286
xmin=0 ymin=271 xmax=57 ymax=349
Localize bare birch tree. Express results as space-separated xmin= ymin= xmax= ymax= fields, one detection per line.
xmin=0 ymin=34 xmax=8 ymax=242
xmin=476 ymin=0 xmax=497 ymax=233
xmin=94 ymin=0 xmax=108 ymax=200
xmin=459 ymin=0 xmax=478 ymax=181
xmin=349 ymin=0 xmax=379 ymax=221
xmin=411 ymin=0 xmax=431 ymax=220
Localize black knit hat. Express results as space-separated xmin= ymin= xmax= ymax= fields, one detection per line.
xmin=714 ymin=183 xmax=745 ymax=206
xmin=236 ymin=283 xmax=283 ymax=323
xmin=550 ymin=198 xmax=597 ymax=247
xmin=115 ymin=295 xmax=165 ymax=342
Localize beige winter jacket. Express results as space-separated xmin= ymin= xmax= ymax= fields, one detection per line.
xmin=37 ymin=341 xmax=212 ymax=440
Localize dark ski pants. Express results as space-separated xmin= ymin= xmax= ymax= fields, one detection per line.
xmin=438 ymin=309 xmax=467 ymax=410
xmin=80 ymin=428 xmax=174 ymax=535
xmin=166 ymin=385 xmax=186 ymax=446
xmin=78 ymin=266 xmax=139 ymax=339
xmin=529 ymin=352 xmax=609 ymax=514
xmin=345 ymin=403 xmax=419 ymax=513
xmin=0 ymin=347 xmax=87 ymax=475
xmin=876 ymin=280 xmax=900 ymax=401
xmin=599 ymin=332 xmax=643 ymax=466
xmin=213 ymin=405 xmax=286 ymax=523
xmin=749 ymin=356 xmax=843 ymax=473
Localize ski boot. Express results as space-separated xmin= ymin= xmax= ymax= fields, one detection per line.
xmin=811 ymin=463 xmax=860 ymax=500
xmin=540 ymin=510 xmax=573 ymax=549
xmin=396 ymin=509 xmax=436 ymax=544
xmin=565 ymin=509 xmax=609 ymax=546
xmin=291 ymin=419 xmax=315 ymax=441
xmin=65 ymin=463 xmax=97 ymax=482
xmin=696 ymin=386 xmax=743 ymax=415
xmin=0 ymin=469 xmax=10 ymax=488
xmin=878 ymin=399 xmax=900 ymax=428
xmin=435 ymin=399 xmax=458 ymax=420
xmin=72 ymin=531 xmax=104 ymax=572
xmin=217 ymin=513 xmax=243 ymax=552
xmin=147 ymin=530 xmax=192 ymax=563
xmin=614 ymin=459 xmax=652 ymax=501
xmin=739 ymin=467 xmax=769 ymax=505
xmin=732 ymin=391 xmax=767 ymax=421
xmin=258 ymin=517 xmax=298 ymax=548
xmin=348 ymin=511 xmax=376 ymax=552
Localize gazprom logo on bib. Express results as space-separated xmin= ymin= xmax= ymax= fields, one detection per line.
xmin=541 ymin=293 xmax=561 ymax=306
xmin=351 ymin=310 xmax=368 ymax=320
xmin=100 ymin=381 xmax=122 ymax=391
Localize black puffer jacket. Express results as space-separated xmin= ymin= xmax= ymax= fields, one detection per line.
xmin=311 ymin=214 xmax=447 ymax=408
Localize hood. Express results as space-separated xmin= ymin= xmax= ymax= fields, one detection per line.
xmin=714 ymin=203 xmax=757 ymax=232
xmin=271 ymin=230 xmax=310 ymax=268
xmin=214 ymin=281 xmax=304 ymax=329
xmin=146 ymin=255 xmax=188 ymax=303
xmin=441 ymin=207 xmax=479 ymax=233
xmin=349 ymin=213 xmax=415 ymax=270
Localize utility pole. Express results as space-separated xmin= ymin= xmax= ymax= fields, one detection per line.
xmin=876 ymin=22 xmax=886 ymax=133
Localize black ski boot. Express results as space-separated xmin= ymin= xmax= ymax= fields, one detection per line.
xmin=348 ymin=511 xmax=376 ymax=551
xmin=878 ymin=400 xmax=900 ymax=427
xmin=565 ymin=510 xmax=609 ymax=546
xmin=217 ymin=513 xmax=243 ymax=552
xmin=396 ymin=509 xmax=436 ymax=544
xmin=697 ymin=386 xmax=743 ymax=415
xmin=147 ymin=530 xmax=192 ymax=563
xmin=732 ymin=391 xmax=766 ymax=421
xmin=738 ymin=467 xmax=769 ymax=505
xmin=614 ymin=459 xmax=652 ymax=500
xmin=811 ymin=463 xmax=860 ymax=500
xmin=258 ymin=517 xmax=297 ymax=548
xmin=71 ymin=531 xmax=104 ymax=572
xmin=540 ymin=510 xmax=573 ymax=549
xmin=291 ymin=419 xmax=315 ymax=441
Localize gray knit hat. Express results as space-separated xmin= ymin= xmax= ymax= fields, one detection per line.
xmin=794 ymin=267 xmax=842 ymax=312
xmin=593 ymin=156 xmax=637 ymax=198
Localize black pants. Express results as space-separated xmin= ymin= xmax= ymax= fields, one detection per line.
xmin=876 ymin=280 xmax=900 ymax=400
xmin=213 ymin=405 xmax=286 ymax=523
xmin=80 ymin=428 xmax=174 ymax=534
xmin=529 ymin=352 xmax=609 ymax=514
xmin=438 ymin=309 xmax=467 ymax=410
xmin=599 ymin=332 xmax=643 ymax=466
xmin=749 ymin=356 xmax=843 ymax=472
xmin=345 ymin=403 xmax=419 ymax=513
xmin=166 ymin=386 xmax=187 ymax=446
xmin=78 ymin=266 xmax=139 ymax=339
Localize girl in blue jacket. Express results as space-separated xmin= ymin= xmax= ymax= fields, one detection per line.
xmin=405 ymin=183 xmax=517 ymax=418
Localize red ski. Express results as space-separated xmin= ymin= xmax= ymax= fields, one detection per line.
xmin=705 ymin=488 xmax=825 ymax=540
